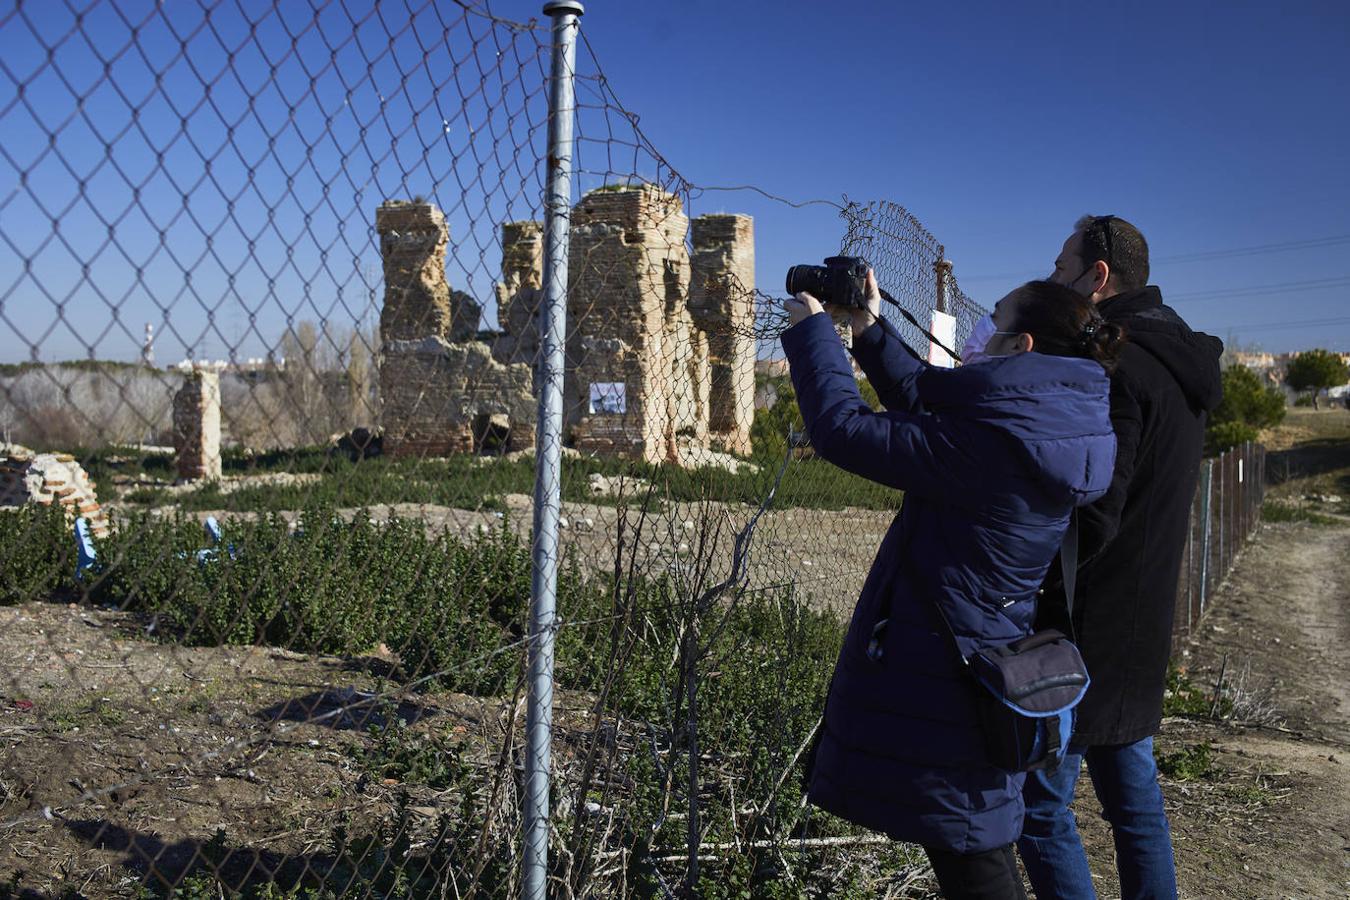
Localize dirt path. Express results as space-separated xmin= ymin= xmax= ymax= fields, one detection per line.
xmin=1072 ymin=520 xmax=1350 ymax=899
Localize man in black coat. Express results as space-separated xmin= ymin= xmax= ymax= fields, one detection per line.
xmin=1016 ymin=216 xmax=1224 ymax=900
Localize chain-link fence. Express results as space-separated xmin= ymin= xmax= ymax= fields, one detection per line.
xmin=0 ymin=2 xmax=1261 ymax=897
xmin=1174 ymin=441 xmax=1266 ymax=643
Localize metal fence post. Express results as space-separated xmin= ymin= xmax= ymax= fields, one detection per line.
xmin=1224 ymin=450 xmax=1232 ymax=571
xmin=934 ymin=258 xmax=952 ymax=314
xmin=1197 ymin=459 xmax=1213 ymax=617
xmin=524 ymin=3 xmax=583 ymax=897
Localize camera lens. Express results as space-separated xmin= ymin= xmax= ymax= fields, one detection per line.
xmin=785 ymin=264 xmax=826 ymax=298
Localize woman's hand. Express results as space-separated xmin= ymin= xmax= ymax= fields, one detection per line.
xmin=849 ymin=269 xmax=882 ymax=338
xmin=784 ymin=291 xmax=825 ymax=326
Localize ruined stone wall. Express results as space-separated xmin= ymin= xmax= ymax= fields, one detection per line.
xmin=172 ymin=369 xmax=222 ymax=481
xmin=0 ymin=447 xmax=109 ymax=536
xmin=689 ymin=214 xmax=755 ymax=456
xmin=379 ymin=337 xmax=535 ymax=457
xmin=565 ymin=185 xmax=709 ymax=465
xmin=377 ymin=200 xmax=533 ymax=458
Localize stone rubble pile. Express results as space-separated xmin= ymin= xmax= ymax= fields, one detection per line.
xmin=0 ymin=445 xmax=110 ymax=536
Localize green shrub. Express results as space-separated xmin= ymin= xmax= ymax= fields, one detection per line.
xmin=77 ymin=507 xmax=598 ymax=694
xmin=1207 ymin=364 xmax=1285 ymax=453
xmin=0 ymin=503 xmax=74 ymax=604
xmin=0 ymin=502 xmax=885 ymax=893
xmin=351 ymin=706 xmax=469 ymax=790
xmin=751 ymin=378 xmax=804 ymax=463
xmin=122 ymin=487 xmax=168 ymax=505
xmin=1205 ymin=420 xmax=1259 ymax=455
xmin=1156 ymin=741 xmax=1218 ymax=781
xmin=396 ymin=519 xmax=564 ymax=694
xmin=554 ymin=572 xmax=845 ymax=872
xmin=1161 ymin=663 xmax=1233 ymax=719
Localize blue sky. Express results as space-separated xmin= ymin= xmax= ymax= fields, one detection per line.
xmin=1 ymin=0 xmax=1347 ymax=364
xmin=574 ymin=0 xmax=1350 ymax=354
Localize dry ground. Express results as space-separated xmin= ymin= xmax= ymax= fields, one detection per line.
xmin=1073 ymin=518 xmax=1350 ymax=899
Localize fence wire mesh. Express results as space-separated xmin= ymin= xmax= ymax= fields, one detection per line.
xmin=0 ymin=2 xmax=1260 ymax=897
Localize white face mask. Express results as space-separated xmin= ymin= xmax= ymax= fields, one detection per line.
xmin=961 ymin=314 xmax=998 ymax=365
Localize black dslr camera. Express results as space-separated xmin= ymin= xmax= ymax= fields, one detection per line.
xmin=784 ymin=256 xmax=870 ymax=309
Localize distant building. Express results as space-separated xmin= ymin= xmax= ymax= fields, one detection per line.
xmin=1229 ymin=350 xmax=1275 ymax=370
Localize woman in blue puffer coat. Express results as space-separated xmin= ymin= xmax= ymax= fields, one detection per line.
xmin=781 ymin=275 xmax=1121 ymax=899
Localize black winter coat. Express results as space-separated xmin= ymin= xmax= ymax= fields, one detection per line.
xmin=1037 ymin=286 xmax=1223 ymax=746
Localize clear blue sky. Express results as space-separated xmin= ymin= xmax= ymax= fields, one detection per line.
xmin=2 ymin=0 xmax=1347 ymax=364
xmin=574 ymin=0 xmax=1350 ymax=354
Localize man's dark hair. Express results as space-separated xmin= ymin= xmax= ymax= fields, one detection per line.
xmin=1074 ymin=214 xmax=1149 ymax=293
xmin=1011 ymin=280 xmax=1126 ymax=373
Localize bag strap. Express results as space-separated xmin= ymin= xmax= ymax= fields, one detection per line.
xmin=872 ymin=509 xmax=1081 ymax=663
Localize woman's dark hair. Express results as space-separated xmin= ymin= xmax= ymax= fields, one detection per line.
xmin=1009 ymin=280 xmax=1126 ymax=373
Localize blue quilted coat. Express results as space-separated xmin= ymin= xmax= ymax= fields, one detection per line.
xmin=781 ymin=313 xmax=1116 ymax=853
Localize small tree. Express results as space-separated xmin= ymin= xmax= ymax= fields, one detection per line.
xmin=749 ymin=377 xmax=802 ymax=461
xmin=1285 ymin=349 xmax=1349 ymax=410
xmin=1207 ymin=365 xmax=1286 ymax=453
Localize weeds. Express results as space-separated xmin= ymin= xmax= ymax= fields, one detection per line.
xmin=1156 ymin=742 xmax=1218 ymax=781
xmin=1262 ymin=500 xmax=1339 ymax=525
xmin=105 ymin=449 xmax=901 ymax=513
xmin=352 ymin=706 xmax=467 ymax=790
xmin=1216 ymin=657 xmax=1285 ymax=727
xmin=1162 ymin=664 xmax=1230 ymax=718
xmin=0 ymin=500 xmax=908 ymax=894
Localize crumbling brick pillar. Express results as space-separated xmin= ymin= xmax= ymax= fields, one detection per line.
xmin=689 ymin=214 xmax=756 ymax=456
xmin=0 ymin=450 xmax=110 ymax=536
xmin=493 ymin=220 xmax=545 ymax=372
xmin=566 ymin=185 xmax=709 ymax=465
xmin=376 ymin=201 xmax=454 ymax=342
xmin=173 ymin=368 xmax=222 ymax=481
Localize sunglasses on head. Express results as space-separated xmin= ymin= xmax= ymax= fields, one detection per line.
xmin=1091 ymin=215 xmax=1117 ymax=270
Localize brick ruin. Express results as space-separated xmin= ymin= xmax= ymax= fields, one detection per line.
xmin=376 ymin=201 xmax=535 ymax=457
xmin=172 ymin=368 xmax=222 ymax=481
xmin=689 ymin=213 xmax=756 ymax=456
xmin=375 ymin=187 xmax=756 ymax=465
xmin=0 ymin=448 xmax=110 ymax=536
xmin=564 ymin=186 xmax=708 ymax=463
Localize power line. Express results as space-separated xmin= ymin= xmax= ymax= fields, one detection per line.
xmin=1210 ymin=315 xmax=1350 ymax=334
xmin=1154 ymin=234 xmax=1350 ymax=264
xmin=1169 ymin=275 xmax=1350 ymax=303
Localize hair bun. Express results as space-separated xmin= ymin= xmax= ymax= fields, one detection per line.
xmin=1079 ymin=321 xmax=1099 ymax=348
xmin=1091 ymin=321 xmax=1127 ymax=357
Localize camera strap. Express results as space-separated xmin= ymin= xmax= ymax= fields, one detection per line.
xmin=877 ymin=288 xmax=961 ymax=363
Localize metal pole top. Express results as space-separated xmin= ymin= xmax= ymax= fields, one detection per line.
xmin=543 ymin=1 xmax=584 ymax=15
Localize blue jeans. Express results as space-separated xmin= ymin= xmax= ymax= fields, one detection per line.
xmin=1016 ymin=736 xmax=1178 ymax=900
